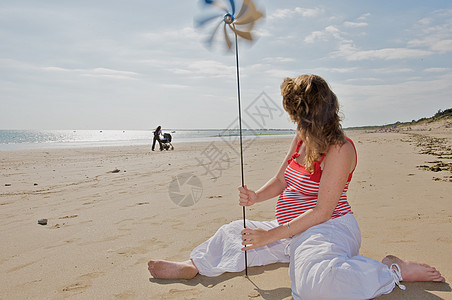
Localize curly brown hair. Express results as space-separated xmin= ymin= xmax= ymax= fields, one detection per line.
xmin=281 ymin=74 xmax=346 ymax=173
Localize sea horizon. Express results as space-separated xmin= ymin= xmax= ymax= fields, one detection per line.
xmin=0 ymin=129 xmax=297 ymax=151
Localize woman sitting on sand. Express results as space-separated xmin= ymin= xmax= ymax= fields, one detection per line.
xmin=148 ymin=74 xmax=445 ymax=299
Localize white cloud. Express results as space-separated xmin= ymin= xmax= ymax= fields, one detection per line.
xmin=164 ymin=59 xmax=236 ymax=79
xmin=307 ymin=8 xmax=450 ymax=62
xmin=141 ymin=26 xmax=199 ymax=47
xmin=80 ymin=74 xmax=138 ymax=80
xmin=304 ymin=30 xmax=327 ymax=43
xmin=262 ymin=57 xmax=295 ymax=63
xmin=91 ymin=68 xmax=138 ymax=76
xmin=304 ymin=25 xmax=346 ymax=43
xmin=344 ymin=77 xmax=381 ymax=83
xmin=332 ymin=43 xmax=433 ymax=61
xmin=418 ymin=17 xmax=432 ymax=26
xmin=254 ymin=28 xmax=272 ymax=38
xmin=335 ymin=72 xmax=452 ymax=126
xmin=357 ymin=13 xmax=371 ymax=21
xmin=343 ymin=21 xmax=368 ymax=28
xmin=431 ymin=39 xmax=452 ymax=53
xmin=372 ymin=68 xmax=414 ymax=74
xmin=269 ymin=7 xmax=323 ymax=20
xmin=294 ymin=7 xmax=323 ymax=17
xmin=407 ymin=9 xmax=452 ymax=53
xmin=268 ymin=9 xmax=291 ymax=20
xmin=160 ymin=83 xmax=189 ymax=89
xmin=42 ymin=66 xmax=70 ymax=72
xmin=168 ymin=68 xmax=192 ymax=75
xmin=325 ymin=25 xmax=343 ymax=38
xmin=42 ymin=66 xmax=140 ymax=80
xmin=187 ymin=60 xmax=235 ymax=77
xmin=80 ymin=72 xmax=138 ymax=81
xmin=265 ymin=68 xmax=299 ymax=79
xmin=424 ymin=67 xmax=449 ymax=73
xmin=314 ymin=67 xmax=359 ymax=73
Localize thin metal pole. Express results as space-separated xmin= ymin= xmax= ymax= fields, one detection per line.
xmin=234 ymin=29 xmax=247 ymax=277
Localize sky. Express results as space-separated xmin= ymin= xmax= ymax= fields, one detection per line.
xmin=1 ymin=0 xmax=451 ymax=130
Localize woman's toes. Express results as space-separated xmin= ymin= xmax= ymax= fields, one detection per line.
xmin=148 ymin=261 xmax=154 ymax=270
xmin=148 ymin=261 xmax=157 ymax=277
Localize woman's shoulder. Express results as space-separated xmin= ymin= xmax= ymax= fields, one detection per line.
xmin=323 ymin=139 xmax=356 ymax=172
xmin=325 ymin=139 xmax=356 ymax=162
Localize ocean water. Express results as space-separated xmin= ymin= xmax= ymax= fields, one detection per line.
xmin=0 ymin=129 xmax=295 ymax=151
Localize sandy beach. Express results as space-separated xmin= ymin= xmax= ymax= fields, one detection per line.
xmin=1 ymin=124 xmax=451 ymax=299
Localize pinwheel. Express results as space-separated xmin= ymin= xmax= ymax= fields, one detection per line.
xmin=196 ymin=0 xmax=264 ymax=50
xmin=195 ymin=0 xmax=264 ymax=277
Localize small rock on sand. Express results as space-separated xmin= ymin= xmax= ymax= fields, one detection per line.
xmin=5 ymin=183 xmax=11 ymax=186
xmin=38 ymin=219 xmax=48 ymax=225
xmin=111 ymin=168 xmax=120 ymax=173
xmin=248 ymin=290 xmax=260 ymax=298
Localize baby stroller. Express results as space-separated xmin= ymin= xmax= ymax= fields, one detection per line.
xmin=160 ymin=133 xmax=174 ymax=150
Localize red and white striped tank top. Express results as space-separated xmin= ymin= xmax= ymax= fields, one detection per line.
xmin=275 ymin=137 xmax=356 ymax=225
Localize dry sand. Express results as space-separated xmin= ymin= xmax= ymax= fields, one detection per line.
xmin=0 ymin=124 xmax=451 ymax=299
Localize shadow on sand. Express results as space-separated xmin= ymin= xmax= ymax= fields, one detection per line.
xmin=150 ymin=263 xmax=450 ymax=300
xmin=377 ymin=281 xmax=451 ymax=299
xmin=149 ymin=263 xmax=292 ymax=299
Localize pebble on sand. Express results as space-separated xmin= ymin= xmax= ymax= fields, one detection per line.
xmin=38 ymin=219 xmax=48 ymax=225
xmin=5 ymin=183 xmax=11 ymax=186
xmin=248 ymin=290 xmax=260 ymax=298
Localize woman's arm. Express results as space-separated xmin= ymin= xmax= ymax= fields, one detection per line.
xmin=241 ymin=140 xmax=356 ymax=250
xmin=239 ymin=134 xmax=299 ymax=206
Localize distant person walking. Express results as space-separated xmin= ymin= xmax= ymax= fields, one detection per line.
xmin=152 ymin=126 xmax=163 ymax=151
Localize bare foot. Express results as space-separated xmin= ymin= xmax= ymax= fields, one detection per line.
xmin=382 ymin=255 xmax=445 ymax=282
xmin=148 ymin=259 xmax=198 ymax=279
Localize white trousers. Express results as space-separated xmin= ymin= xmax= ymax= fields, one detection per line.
xmin=190 ymin=214 xmax=401 ymax=300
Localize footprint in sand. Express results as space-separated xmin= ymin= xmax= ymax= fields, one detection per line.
xmin=62 ymin=282 xmax=89 ymax=292
xmin=114 ymin=218 xmax=134 ymax=225
xmin=59 ymin=214 xmax=78 ymax=219
xmin=160 ymin=288 xmax=201 ymax=299
xmin=7 ymin=261 xmax=36 ymax=273
xmin=44 ymin=238 xmax=81 ymax=250
xmin=113 ymin=290 xmax=136 ymax=299
xmin=116 ymin=238 xmax=168 ymax=257
xmin=62 ymin=272 xmax=103 ymax=293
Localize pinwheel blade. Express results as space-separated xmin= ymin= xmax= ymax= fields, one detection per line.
xmin=206 ymin=20 xmax=223 ymax=47
xmin=195 ymin=13 xmax=224 ymax=27
xmin=228 ymin=0 xmax=235 ymax=15
xmin=235 ymin=0 xmax=251 ymax=20
xmin=234 ymin=0 xmax=263 ymax=25
xmin=234 ymin=10 xmax=263 ymax=25
xmin=229 ymin=24 xmax=253 ymax=40
xmin=224 ymin=23 xmax=232 ymax=49
xmin=203 ymin=0 xmax=229 ymax=13
xmin=240 ymin=19 xmax=256 ymax=32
